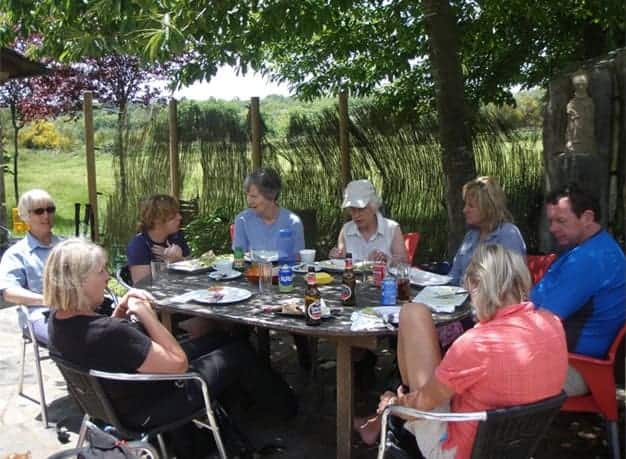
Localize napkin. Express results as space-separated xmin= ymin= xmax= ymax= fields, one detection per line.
xmin=350 ymin=311 xmax=386 ymax=331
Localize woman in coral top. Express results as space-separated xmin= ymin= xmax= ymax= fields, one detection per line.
xmin=356 ymin=244 xmax=567 ymax=458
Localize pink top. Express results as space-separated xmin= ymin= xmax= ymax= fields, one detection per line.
xmin=435 ymin=302 xmax=567 ymax=459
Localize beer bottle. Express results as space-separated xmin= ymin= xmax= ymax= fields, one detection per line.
xmin=341 ymin=252 xmax=356 ymax=306
xmin=304 ymin=266 xmax=322 ymax=326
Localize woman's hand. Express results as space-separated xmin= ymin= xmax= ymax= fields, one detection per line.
xmin=126 ymin=296 xmax=158 ymax=321
xmin=376 ymin=390 xmax=398 ymax=414
xmin=113 ymin=288 xmax=156 ymax=318
xmin=163 ymin=242 xmax=183 ymax=262
xmin=368 ymin=249 xmax=388 ymax=263
xmin=329 ymin=246 xmax=345 ymax=258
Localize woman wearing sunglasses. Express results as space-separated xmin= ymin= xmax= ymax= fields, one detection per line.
xmin=0 ymin=188 xmax=61 ymax=343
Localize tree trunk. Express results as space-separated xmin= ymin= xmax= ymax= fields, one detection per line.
xmin=10 ymin=102 xmax=21 ymax=206
xmin=116 ymin=102 xmax=128 ymax=203
xmin=0 ymin=123 xmax=6 ymax=240
xmin=421 ymin=0 xmax=476 ymax=256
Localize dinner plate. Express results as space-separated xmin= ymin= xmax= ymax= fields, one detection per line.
xmin=208 ymin=270 xmax=242 ymax=281
xmin=413 ymin=285 xmax=468 ymax=312
xmin=317 ymin=259 xmax=371 ymax=273
xmin=409 ymin=268 xmax=453 ymax=286
xmin=190 ymin=287 xmax=252 ymax=305
xmin=167 ymin=259 xmax=211 ymax=273
xmin=248 ymin=250 xmax=279 ymax=263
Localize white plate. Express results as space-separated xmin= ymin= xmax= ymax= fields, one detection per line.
xmin=409 ymin=268 xmax=453 ymax=286
xmin=318 ymin=259 xmax=370 ymax=273
xmin=413 ymin=286 xmax=468 ymax=312
xmin=167 ymin=259 xmax=211 ymax=273
xmin=249 ymin=250 xmax=279 ymax=263
xmin=190 ymin=287 xmax=252 ymax=305
xmin=292 ymin=262 xmax=322 ymax=273
xmin=208 ymin=270 xmax=242 ymax=281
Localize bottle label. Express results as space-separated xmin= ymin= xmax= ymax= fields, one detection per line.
xmin=373 ymin=262 xmax=386 ymax=287
xmin=307 ymin=301 xmax=322 ymax=320
xmin=381 ymin=277 xmax=397 ymax=305
xmin=278 ymin=266 xmax=294 ymax=292
xmin=340 ymin=285 xmax=353 ymax=301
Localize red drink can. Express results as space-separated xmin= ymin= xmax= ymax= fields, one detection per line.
xmin=373 ymin=261 xmax=386 ymax=287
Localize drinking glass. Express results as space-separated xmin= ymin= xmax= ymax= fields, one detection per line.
xmin=150 ymin=260 xmax=167 ymax=284
xmin=395 ymin=262 xmax=412 ymax=302
xmin=258 ymin=262 xmax=273 ymax=294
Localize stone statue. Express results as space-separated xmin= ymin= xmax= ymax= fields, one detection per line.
xmin=565 ymin=73 xmax=595 ymax=154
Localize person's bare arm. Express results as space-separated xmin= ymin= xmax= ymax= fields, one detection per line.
xmin=390 ymin=226 xmax=409 ymax=264
xmin=377 ymin=375 xmax=454 ymax=421
xmin=2 ymin=287 xmax=44 ymax=305
xmin=127 ymin=297 xmax=188 ymax=374
xmin=329 ymin=228 xmax=346 ymax=258
xmin=129 ymin=265 xmax=151 ymax=285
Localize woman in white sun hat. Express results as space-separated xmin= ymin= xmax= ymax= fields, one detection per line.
xmin=330 ymin=179 xmax=407 ymax=263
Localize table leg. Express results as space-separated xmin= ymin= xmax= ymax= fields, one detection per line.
xmin=336 ymin=340 xmax=353 ymax=459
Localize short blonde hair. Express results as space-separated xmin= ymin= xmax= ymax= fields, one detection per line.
xmin=43 ymin=238 xmax=106 ymax=312
xmin=18 ymin=189 xmax=55 ymax=224
xmin=137 ymin=194 xmax=180 ymax=232
xmin=462 ymin=176 xmax=512 ymax=233
xmin=463 ymin=244 xmax=530 ymax=322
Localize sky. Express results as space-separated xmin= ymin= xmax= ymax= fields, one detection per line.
xmin=171 ymin=65 xmax=292 ymax=101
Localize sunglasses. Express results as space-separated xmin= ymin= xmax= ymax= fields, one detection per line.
xmin=30 ymin=206 xmax=56 ymax=215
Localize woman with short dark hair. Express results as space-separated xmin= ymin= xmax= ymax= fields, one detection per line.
xmin=233 ymin=167 xmax=304 ymax=255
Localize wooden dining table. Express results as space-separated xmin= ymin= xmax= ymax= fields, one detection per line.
xmin=138 ymin=268 xmax=471 ymax=459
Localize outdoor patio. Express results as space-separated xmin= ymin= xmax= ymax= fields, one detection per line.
xmin=0 ymin=304 xmax=622 ymax=458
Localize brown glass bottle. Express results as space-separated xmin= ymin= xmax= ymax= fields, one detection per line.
xmin=341 ymin=253 xmax=356 ymax=306
xmin=304 ymin=266 xmax=322 ymax=326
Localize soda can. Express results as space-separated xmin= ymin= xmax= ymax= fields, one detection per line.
xmin=278 ymin=264 xmax=294 ymax=293
xmin=381 ymin=276 xmax=397 ymax=305
xmin=373 ymin=261 xmax=386 ymax=287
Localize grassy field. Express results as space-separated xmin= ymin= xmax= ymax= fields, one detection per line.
xmin=5 ymin=150 xmax=115 ymax=236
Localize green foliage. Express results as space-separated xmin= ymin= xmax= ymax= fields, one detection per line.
xmin=184 ymin=210 xmax=232 ymax=257
xmin=18 ymin=120 xmax=72 ymax=150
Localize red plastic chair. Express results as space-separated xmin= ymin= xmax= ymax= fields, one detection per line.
xmin=526 ymin=253 xmax=557 ymax=284
xmin=229 ymin=223 xmax=235 ymax=242
xmin=403 ymin=232 xmax=420 ymax=265
xmin=561 ymin=324 xmax=626 ymax=459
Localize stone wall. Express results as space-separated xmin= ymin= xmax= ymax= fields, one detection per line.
xmin=541 ymin=47 xmax=626 ymax=251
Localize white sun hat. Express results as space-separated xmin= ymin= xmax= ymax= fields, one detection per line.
xmin=341 ymin=180 xmax=378 ymax=209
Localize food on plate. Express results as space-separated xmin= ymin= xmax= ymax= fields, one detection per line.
xmin=281 ymin=302 xmax=304 ymax=315
xmin=198 ymin=250 xmax=216 ymax=267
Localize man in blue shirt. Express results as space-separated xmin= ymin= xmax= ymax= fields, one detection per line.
xmin=531 ymin=184 xmax=625 ymax=395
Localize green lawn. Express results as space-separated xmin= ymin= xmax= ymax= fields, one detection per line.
xmin=5 ymin=150 xmax=115 ymax=236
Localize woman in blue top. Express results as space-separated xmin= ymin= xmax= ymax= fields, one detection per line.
xmin=448 ymin=176 xmax=526 ymax=285
xmin=233 ymin=168 xmax=304 ymax=256
xmin=127 ymin=194 xmax=190 ymax=284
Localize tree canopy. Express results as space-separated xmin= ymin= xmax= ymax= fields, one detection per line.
xmin=2 ymin=0 xmax=623 ymax=114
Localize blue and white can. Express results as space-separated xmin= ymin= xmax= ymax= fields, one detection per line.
xmin=380 ymin=276 xmax=397 ymax=305
xmin=278 ymin=264 xmax=294 ymax=293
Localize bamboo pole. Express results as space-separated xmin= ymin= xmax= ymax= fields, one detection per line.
xmin=338 ymin=91 xmax=351 ymax=188
xmin=250 ymin=97 xmax=262 ymax=169
xmin=83 ymin=91 xmax=98 ymax=242
xmin=169 ymin=98 xmax=180 ymax=199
